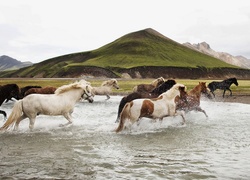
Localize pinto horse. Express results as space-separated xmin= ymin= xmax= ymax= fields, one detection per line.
xmin=0 ymin=84 xmax=20 ymax=120
xmin=92 ymin=79 xmax=119 ymax=100
xmin=0 ymin=80 xmax=94 ymax=131
xmin=175 ymin=82 xmax=209 ymax=117
xmin=208 ymin=77 xmax=238 ymax=98
xmin=115 ymin=79 xmax=176 ymax=123
xmin=24 ymin=86 xmax=57 ymax=97
xmin=133 ymin=77 xmax=165 ymax=93
xmin=116 ymin=84 xmax=186 ymax=133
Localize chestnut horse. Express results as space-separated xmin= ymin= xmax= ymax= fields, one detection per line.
xmin=133 ymin=77 xmax=165 ymax=93
xmin=24 ymin=86 xmax=57 ymax=97
xmin=175 ymin=82 xmax=209 ymax=117
xmin=116 ymin=83 xmax=186 ymax=133
xmin=115 ymin=79 xmax=176 ymax=123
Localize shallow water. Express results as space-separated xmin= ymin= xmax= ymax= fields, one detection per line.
xmin=0 ymin=96 xmax=250 ymax=179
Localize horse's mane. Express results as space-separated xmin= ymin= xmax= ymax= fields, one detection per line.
xmin=151 ymin=79 xmax=176 ymax=94
xmin=101 ymin=79 xmax=117 ymax=86
xmin=55 ymin=80 xmax=88 ymax=95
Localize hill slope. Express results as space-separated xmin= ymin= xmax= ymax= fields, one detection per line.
xmin=1 ymin=28 xmax=248 ymax=79
xmin=0 ymin=55 xmax=32 ymax=71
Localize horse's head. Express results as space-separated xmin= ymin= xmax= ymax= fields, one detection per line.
xmin=232 ymin=77 xmax=239 ymax=86
xmin=9 ymin=84 xmax=20 ymax=100
xmin=106 ymin=79 xmax=119 ymax=89
xmin=82 ymin=85 xmax=94 ymax=103
xmin=199 ymin=82 xmax=212 ymax=99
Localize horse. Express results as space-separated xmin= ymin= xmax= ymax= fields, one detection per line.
xmin=19 ymin=85 xmax=42 ymax=99
xmin=0 ymin=80 xmax=94 ymax=131
xmin=115 ymin=79 xmax=176 ymax=123
xmin=24 ymin=86 xmax=57 ymax=97
xmin=175 ymin=82 xmax=209 ymax=117
xmin=208 ymin=77 xmax=239 ymax=98
xmin=0 ymin=84 xmax=20 ymax=120
xmin=133 ymin=77 xmax=165 ymax=92
xmin=115 ymin=83 xmax=186 ymax=133
xmin=92 ymin=79 xmax=119 ymax=100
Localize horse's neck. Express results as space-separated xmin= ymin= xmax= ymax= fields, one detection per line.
xmin=59 ymin=89 xmax=82 ymax=102
xmin=188 ymin=86 xmax=201 ymax=98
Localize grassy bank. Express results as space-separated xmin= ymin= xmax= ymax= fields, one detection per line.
xmin=0 ymin=78 xmax=249 ymax=95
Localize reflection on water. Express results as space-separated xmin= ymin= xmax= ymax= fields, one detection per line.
xmin=0 ymin=96 xmax=250 ymax=179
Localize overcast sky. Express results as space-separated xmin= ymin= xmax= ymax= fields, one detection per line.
xmin=1 ymin=0 xmax=250 ymax=63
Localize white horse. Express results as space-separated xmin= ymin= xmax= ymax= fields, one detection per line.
xmin=116 ymin=83 xmax=186 ymax=133
xmin=0 ymin=80 xmax=94 ymax=131
xmin=92 ymin=79 xmax=119 ymax=100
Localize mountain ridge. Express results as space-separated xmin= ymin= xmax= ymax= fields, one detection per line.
xmin=183 ymin=42 xmax=250 ymax=69
xmin=0 ymin=55 xmax=33 ymax=71
xmin=1 ymin=28 xmax=250 ymax=79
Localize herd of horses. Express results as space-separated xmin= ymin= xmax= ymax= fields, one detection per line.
xmin=0 ymin=77 xmax=239 ymax=133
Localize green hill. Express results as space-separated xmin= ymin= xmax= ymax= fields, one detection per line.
xmin=1 ymin=28 xmax=246 ymax=79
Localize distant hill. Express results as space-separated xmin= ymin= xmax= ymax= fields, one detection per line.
xmin=183 ymin=42 xmax=250 ymax=69
xmin=1 ymin=28 xmax=250 ymax=79
xmin=0 ymin=55 xmax=33 ymax=71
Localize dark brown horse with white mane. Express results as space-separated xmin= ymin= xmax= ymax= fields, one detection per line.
xmin=133 ymin=77 xmax=165 ymax=93
xmin=115 ymin=79 xmax=176 ymax=123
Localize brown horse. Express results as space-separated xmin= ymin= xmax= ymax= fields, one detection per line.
xmin=175 ymin=82 xmax=209 ymax=117
xmin=24 ymin=87 xmax=57 ymax=97
xmin=133 ymin=77 xmax=165 ymax=93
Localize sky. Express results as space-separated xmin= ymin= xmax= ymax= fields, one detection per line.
xmin=1 ymin=0 xmax=250 ymax=63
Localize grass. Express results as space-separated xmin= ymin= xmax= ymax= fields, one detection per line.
xmin=0 ymin=78 xmax=249 ymax=95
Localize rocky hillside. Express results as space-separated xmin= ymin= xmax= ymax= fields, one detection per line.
xmin=183 ymin=42 xmax=250 ymax=69
xmin=0 ymin=55 xmax=33 ymax=71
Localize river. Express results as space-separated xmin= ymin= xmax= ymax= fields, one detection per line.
xmin=0 ymin=96 xmax=250 ymax=179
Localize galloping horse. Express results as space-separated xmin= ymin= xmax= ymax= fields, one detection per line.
xmin=0 ymin=84 xmax=20 ymax=120
xmin=92 ymin=79 xmax=119 ymax=100
xmin=116 ymin=84 xmax=186 ymax=133
xmin=19 ymin=85 xmax=42 ymax=99
xmin=24 ymin=86 xmax=57 ymax=97
xmin=133 ymin=77 xmax=165 ymax=93
xmin=0 ymin=80 xmax=94 ymax=131
xmin=176 ymin=82 xmax=209 ymax=117
xmin=208 ymin=77 xmax=239 ymax=98
xmin=115 ymin=79 xmax=176 ymax=123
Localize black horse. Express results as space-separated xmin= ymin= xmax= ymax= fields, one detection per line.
xmin=208 ymin=77 xmax=239 ymax=98
xmin=115 ymin=79 xmax=176 ymax=123
xmin=0 ymin=84 xmax=20 ymax=119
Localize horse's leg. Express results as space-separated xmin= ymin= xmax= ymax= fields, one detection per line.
xmin=175 ymin=110 xmax=186 ymax=125
xmin=211 ymin=91 xmax=215 ymax=98
xmin=195 ymin=107 xmax=208 ymax=117
xmin=228 ymin=88 xmax=232 ymax=96
xmin=0 ymin=110 xmax=7 ymax=121
xmin=28 ymin=116 xmax=37 ymax=131
xmin=14 ymin=114 xmax=27 ymax=131
xmin=60 ymin=113 xmax=73 ymax=127
xmin=106 ymin=94 xmax=110 ymax=100
xmin=223 ymin=89 xmax=226 ymax=98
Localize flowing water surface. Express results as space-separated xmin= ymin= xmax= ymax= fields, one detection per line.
xmin=0 ymin=96 xmax=250 ymax=179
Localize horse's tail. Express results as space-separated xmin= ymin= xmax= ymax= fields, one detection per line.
xmin=115 ymin=96 xmax=127 ymax=123
xmin=116 ymin=102 xmax=131 ymax=133
xmin=0 ymin=100 xmax=23 ymax=131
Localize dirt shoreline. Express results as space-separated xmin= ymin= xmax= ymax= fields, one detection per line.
xmin=205 ymin=95 xmax=250 ymax=104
